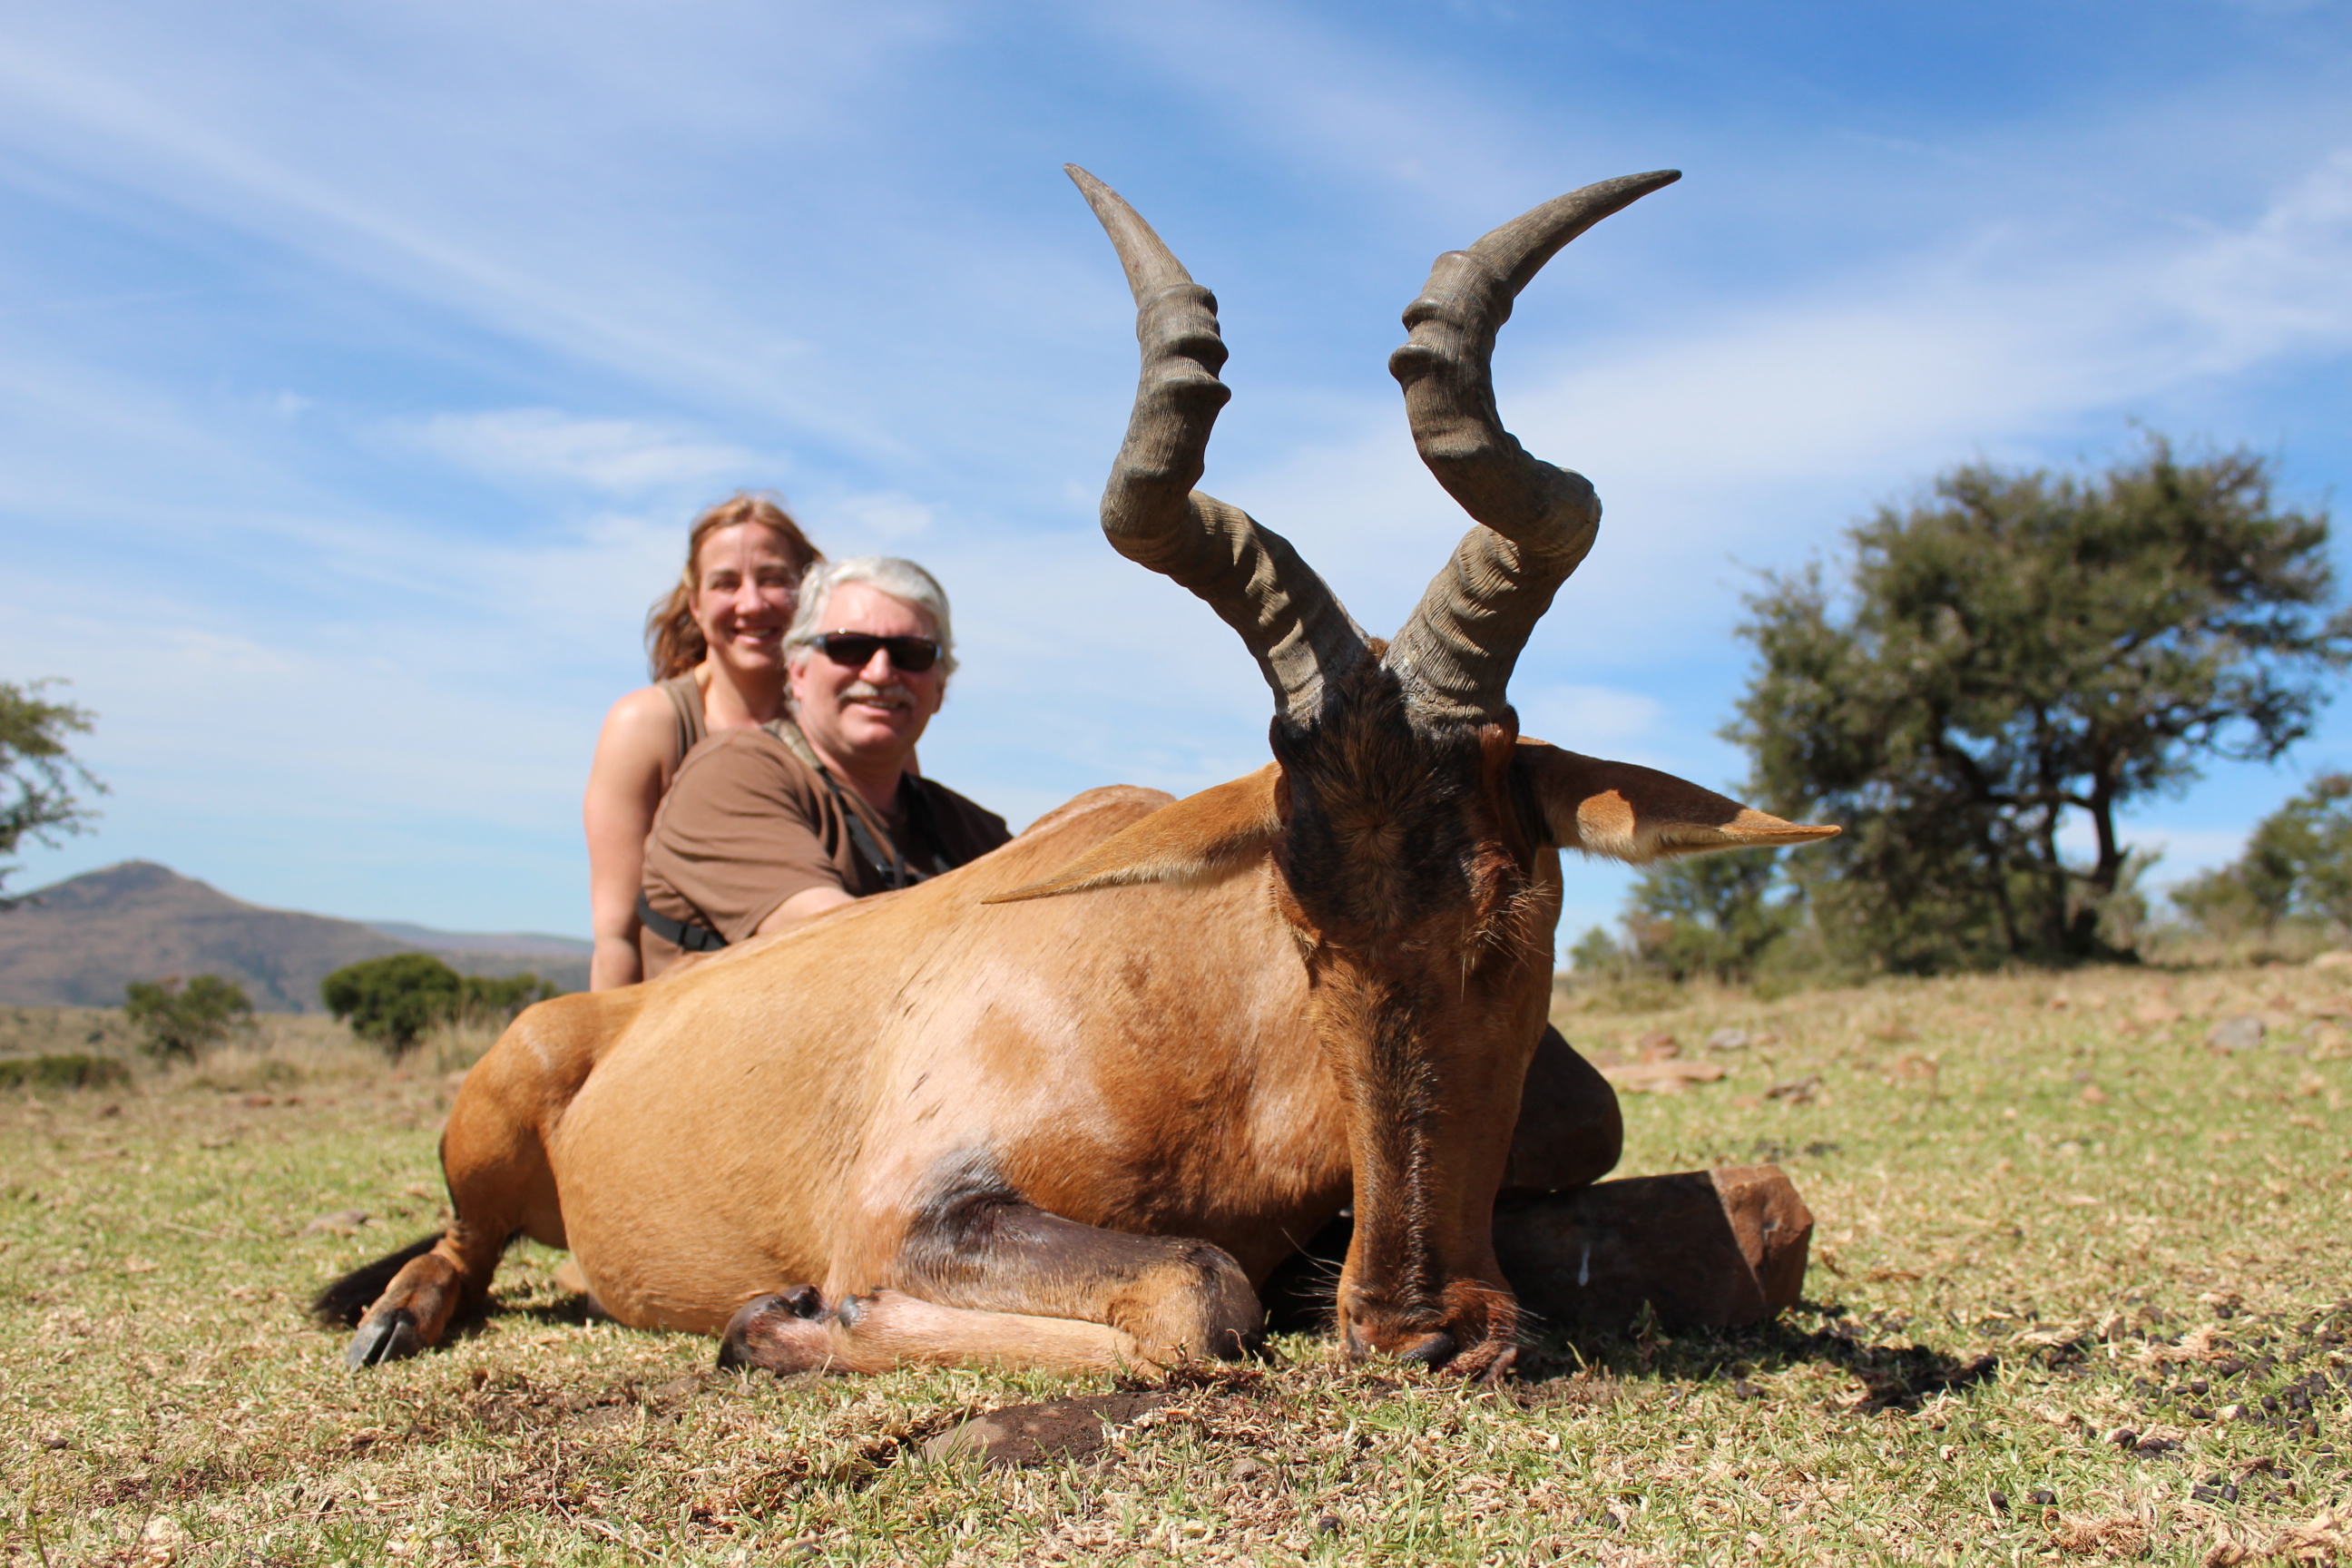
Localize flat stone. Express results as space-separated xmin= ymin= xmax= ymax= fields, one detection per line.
xmin=2310 ymin=951 xmax=2352 ymax=970
xmin=1493 ymin=1165 xmax=1814 ymax=1334
xmin=2206 ymin=1015 xmax=2265 ymax=1052
xmin=922 ymin=1392 xmax=1168 ymax=1468
xmin=1598 ymin=1060 xmax=1724 ymax=1094
xmin=299 ymin=1208 xmax=371 ymax=1237
xmin=1705 ymin=1028 xmax=1750 ymax=1052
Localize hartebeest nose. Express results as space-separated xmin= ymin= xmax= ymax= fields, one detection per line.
xmin=1338 ymin=1271 xmax=1516 ymax=1375
xmin=1342 ymin=1313 xmax=1467 ymax=1370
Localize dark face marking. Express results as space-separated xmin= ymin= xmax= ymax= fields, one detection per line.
xmin=1263 ymin=658 xmax=1557 ymax=1370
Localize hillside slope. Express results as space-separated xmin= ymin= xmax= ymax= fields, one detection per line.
xmin=0 ymin=862 xmax=588 ymax=1012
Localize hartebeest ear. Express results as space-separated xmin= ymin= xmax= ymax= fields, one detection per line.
xmin=1516 ymin=740 xmax=1838 ymax=863
xmin=986 ymin=765 xmax=1282 ymax=903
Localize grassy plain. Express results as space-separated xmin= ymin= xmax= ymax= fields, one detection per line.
xmin=2 ymin=966 xmax=2347 ymax=1566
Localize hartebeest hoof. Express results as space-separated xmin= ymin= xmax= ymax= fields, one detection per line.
xmin=717 ymin=1286 xmax=838 ymax=1374
xmin=346 ymin=1307 xmax=424 ymax=1370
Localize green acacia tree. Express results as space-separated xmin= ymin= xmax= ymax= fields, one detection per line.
xmin=1733 ymin=437 xmax=2350 ymax=972
xmin=1 ymin=679 xmax=105 ymax=904
xmin=123 ymin=975 xmax=254 ymax=1061
xmin=1604 ymin=849 xmax=1801 ymax=984
xmin=2172 ymin=773 xmax=2352 ymax=935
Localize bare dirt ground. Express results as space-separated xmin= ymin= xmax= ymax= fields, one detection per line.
xmin=2 ymin=965 xmax=2347 ymax=1565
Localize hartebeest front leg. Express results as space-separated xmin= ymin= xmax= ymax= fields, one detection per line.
xmin=1500 ymin=1024 xmax=1623 ymax=1197
xmin=899 ymin=1196 xmax=1264 ymax=1361
xmin=720 ymin=1196 xmax=1262 ymax=1377
xmin=720 ymin=1286 xmax=1153 ymax=1376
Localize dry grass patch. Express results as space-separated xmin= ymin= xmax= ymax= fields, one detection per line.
xmin=4 ymin=965 xmax=2348 ymax=1564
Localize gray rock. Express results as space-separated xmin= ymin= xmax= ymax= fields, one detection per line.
xmin=1706 ymin=1028 xmax=1751 ymax=1052
xmin=921 ymin=1392 xmax=1168 ymax=1468
xmin=2206 ymin=1015 xmax=2265 ymax=1051
xmin=299 ymin=1208 xmax=370 ymax=1237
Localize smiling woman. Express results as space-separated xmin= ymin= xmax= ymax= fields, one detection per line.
xmin=581 ymin=494 xmax=822 ymax=991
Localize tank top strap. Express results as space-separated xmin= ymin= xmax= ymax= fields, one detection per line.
xmin=658 ymin=674 xmax=706 ymax=767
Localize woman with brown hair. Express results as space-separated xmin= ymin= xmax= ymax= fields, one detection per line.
xmin=583 ymin=494 xmax=822 ymax=989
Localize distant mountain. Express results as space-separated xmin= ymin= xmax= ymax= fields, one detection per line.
xmin=360 ymin=921 xmax=593 ymax=960
xmin=0 ymin=861 xmax=590 ymax=1013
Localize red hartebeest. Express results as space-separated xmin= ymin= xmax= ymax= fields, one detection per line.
xmin=318 ymin=166 xmax=1835 ymax=1378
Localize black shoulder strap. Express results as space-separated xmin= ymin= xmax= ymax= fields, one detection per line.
xmin=900 ymin=778 xmax=983 ymax=873
xmin=634 ymin=891 xmax=729 ymax=954
xmin=812 ymin=762 xmax=919 ymax=890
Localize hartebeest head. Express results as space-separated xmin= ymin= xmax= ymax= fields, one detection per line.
xmin=1020 ymin=167 xmax=1837 ymax=1376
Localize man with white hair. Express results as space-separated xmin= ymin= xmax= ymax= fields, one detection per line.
xmin=635 ymin=556 xmax=1011 ymax=979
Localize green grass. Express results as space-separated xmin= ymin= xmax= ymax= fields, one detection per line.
xmin=3 ymin=967 xmax=2347 ymax=1564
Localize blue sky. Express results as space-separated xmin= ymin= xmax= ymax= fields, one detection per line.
xmin=3 ymin=1 xmax=2349 ymax=944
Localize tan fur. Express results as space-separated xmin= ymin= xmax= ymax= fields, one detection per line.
xmin=345 ymin=753 xmax=1821 ymax=1377
xmin=373 ymin=785 xmax=1342 ymax=1367
xmin=985 ymin=767 xmax=1279 ymax=902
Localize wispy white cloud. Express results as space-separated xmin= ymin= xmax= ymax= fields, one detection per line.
xmin=389 ymin=408 xmax=762 ymax=495
xmin=827 ymin=491 xmax=936 ymax=541
xmin=1214 ymin=136 xmax=2352 ymax=672
xmin=2160 ymin=148 xmax=2352 ymax=367
xmin=0 ymin=6 xmax=956 ymax=456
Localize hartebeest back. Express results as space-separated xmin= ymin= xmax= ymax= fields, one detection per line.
xmin=318 ymin=168 xmax=1834 ymax=1379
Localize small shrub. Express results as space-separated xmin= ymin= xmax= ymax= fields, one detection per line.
xmin=459 ymin=972 xmax=560 ymax=1024
xmin=322 ymin=956 xmax=562 ymax=1059
xmin=321 ymin=954 xmax=464 ymax=1058
xmin=0 ymin=1052 xmax=131 ymax=1090
xmin=122 ymin=975 xmax=253 ymax=1062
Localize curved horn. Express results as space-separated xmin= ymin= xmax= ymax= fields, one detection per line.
xmin=1384 ymin=170 xmax=1681 ymax=725
xmin=1068 ymin=164 xmax=1367 ymax=725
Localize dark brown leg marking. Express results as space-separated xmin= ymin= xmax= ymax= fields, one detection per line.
xmin=901 ymin=1163 xmax=1264 ymax=1362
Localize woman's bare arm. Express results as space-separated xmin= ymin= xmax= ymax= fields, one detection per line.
xmin=753 ymin=885 xmax=856 ymax=936
xmin=583 ymin=687 xmax=679 ymax=990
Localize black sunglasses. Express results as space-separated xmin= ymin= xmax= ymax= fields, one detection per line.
xmin=801 ymin=632 xmax=943 ymax=673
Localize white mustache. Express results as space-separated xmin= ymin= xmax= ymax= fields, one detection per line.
xmin=842 ymin=681 xmax=913 ymax=704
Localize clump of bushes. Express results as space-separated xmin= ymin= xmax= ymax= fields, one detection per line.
xmin=320 ymin=954 xmax=559 ymax=1058
xmin=2171 ymin=773 xmax=2352 ymax=939
xmin=122 ymin=974 xmax=253 ymax=1061
xmin=0 ymin=1053 xmax=131 ymax=1090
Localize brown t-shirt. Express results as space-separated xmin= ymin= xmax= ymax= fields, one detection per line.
xmin=638 ymin=728 xmax=1012 ymax=977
